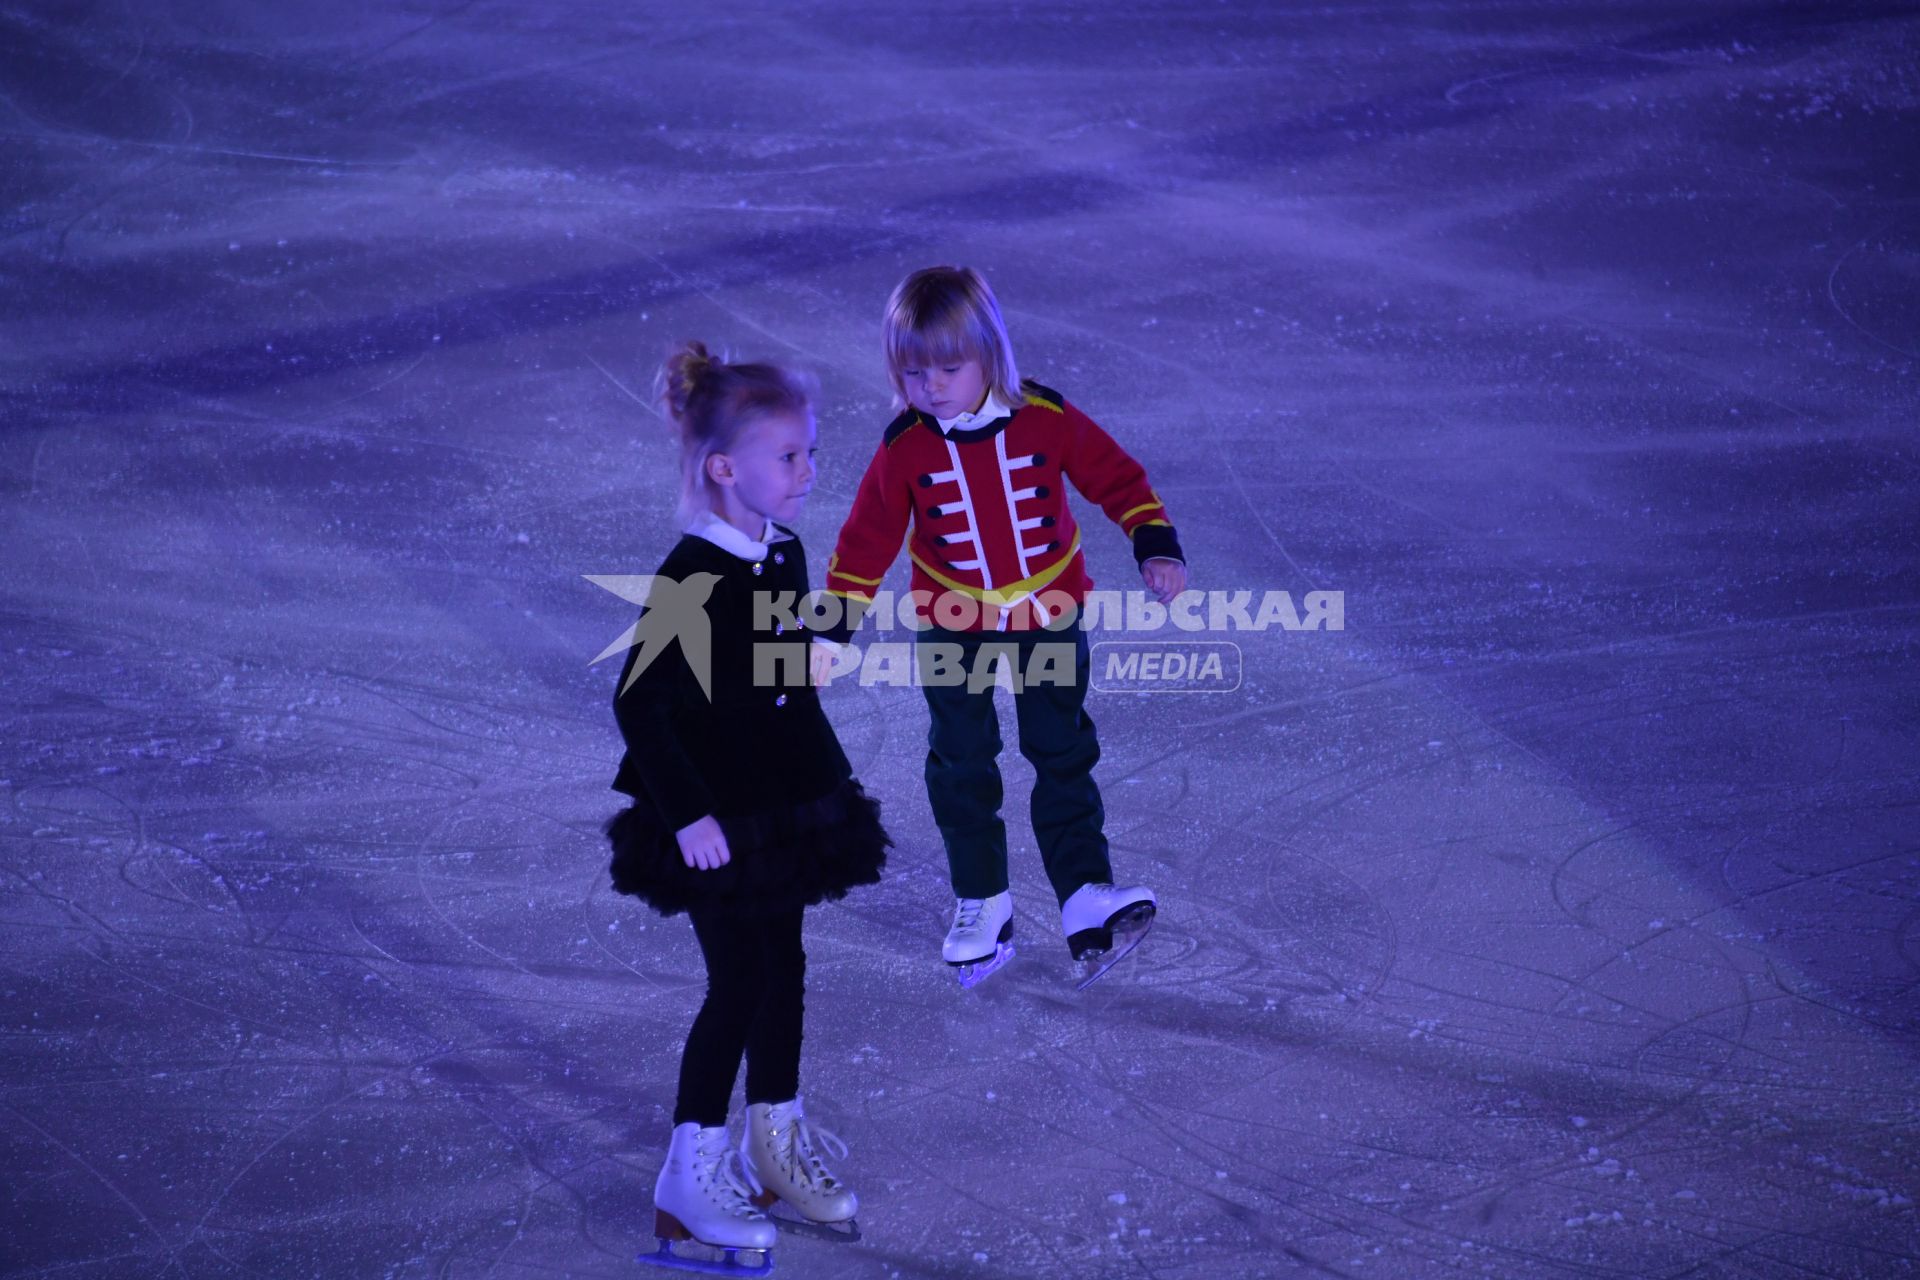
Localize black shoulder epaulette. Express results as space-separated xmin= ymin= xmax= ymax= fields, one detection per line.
xmin=1019 ymin=379 xmax=1064 ymax=412
xmin=882 ymin=408 xmax=925 ymax=446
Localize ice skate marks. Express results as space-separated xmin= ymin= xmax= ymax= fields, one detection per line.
xmin=641 ymin=1211 xmax=773 ymax=1275
xmin=951 ymin=919 xmax=1015 ymax=988
xmin=1071 ymin=901 xmax=1156 ymax=990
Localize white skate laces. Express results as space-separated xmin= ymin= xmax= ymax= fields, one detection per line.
xmin=690 ymin=1128 xmax=765 ymax=1217
xmin=762 ymin=1101 xmax=847 ymax=1189
xmin=945 ymin=891 xmax=1016 ymax=982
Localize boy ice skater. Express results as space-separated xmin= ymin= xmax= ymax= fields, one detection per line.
xmin=814 ymin=265 xmax=1188 ymax=989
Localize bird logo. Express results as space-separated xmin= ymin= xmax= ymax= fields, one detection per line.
xmin=585 ymin=572 xmax=723 ymax=700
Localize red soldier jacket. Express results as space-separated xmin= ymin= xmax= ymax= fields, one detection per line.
xmin=817 ymin=380 xmax=1183 ymax=641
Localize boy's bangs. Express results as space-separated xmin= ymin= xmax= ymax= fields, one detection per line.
xmin=889 ymin=314 xmax=983 ymax=371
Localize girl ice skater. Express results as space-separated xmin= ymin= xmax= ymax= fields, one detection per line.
xmin=813 ymin=265 xmax=1188 ymax=989
xmin=605 ymin=341 xmax=889 ymax=1271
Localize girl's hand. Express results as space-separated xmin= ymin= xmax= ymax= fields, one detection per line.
xmin=1141 ymin=557 xmax=1187 ymax=605
xmin=675 ymin=815 xmax=731 ymax=870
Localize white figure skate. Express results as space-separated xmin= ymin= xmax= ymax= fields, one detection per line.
xmin=1061 ymin=882 xmax=1157 ymax=990
xmin=643 ymin=1121 xmax=775 ymax=1276
xmin=943 ymin=891 xmax=1015 ymax=988
xmin=742 ymin=1096 xmax=860 ymax=1241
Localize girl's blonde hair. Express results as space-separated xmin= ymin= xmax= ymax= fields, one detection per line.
xmin=882 ymin=266 xmax=1021 ymax=410
xmin=656 ymin=340 xmax=816 ymax=528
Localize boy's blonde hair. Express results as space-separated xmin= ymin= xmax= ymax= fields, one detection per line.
xmin=656 ymin=340 xmax=816 ymax=528
xmin=882 ymin=266 xmax=1022 ymax=410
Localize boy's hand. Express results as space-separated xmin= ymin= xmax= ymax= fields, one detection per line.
xmin=810 ymin=639 xmax=839 ymax=688
xmin=1141 ymin=557 xmax=1187 ymax=605
xmin=675 ymin=815 xmax=731 ymax=870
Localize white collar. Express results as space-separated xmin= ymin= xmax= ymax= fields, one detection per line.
xmin=687 ymin=512 xmax=792 ymax=561
xmin=935 ymin=390 xmax=1017 ymax=435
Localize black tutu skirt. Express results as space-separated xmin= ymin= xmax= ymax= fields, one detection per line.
xmin=606 ymin=778 xmax=890 ymax=917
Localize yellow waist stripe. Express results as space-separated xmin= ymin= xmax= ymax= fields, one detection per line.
xmin=908 ymin=530 xmax=1084 ymax=608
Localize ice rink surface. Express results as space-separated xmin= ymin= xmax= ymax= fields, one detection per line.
xmin=3 ymin=1 xmax=1918 ymax=1276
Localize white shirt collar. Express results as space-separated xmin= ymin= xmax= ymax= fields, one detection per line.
xmin=687 ymin=512 xmax=792 ymax=561
xmin=935 ymin=391 xmax=1016 ymax=435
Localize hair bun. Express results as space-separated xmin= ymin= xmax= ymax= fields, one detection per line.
xmin=660 ymin=340 xmax=715 ymax=422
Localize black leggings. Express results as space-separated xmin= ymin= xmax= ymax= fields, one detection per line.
xmin=674 ymin=905 xmax=806 ymax=1127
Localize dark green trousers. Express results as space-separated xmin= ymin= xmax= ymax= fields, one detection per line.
xmin=916 ymin=623 xmax=1112 ymax=906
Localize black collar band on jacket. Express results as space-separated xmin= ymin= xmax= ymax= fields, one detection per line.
xmin=916 ymin=409 xmax=1017 ymax=445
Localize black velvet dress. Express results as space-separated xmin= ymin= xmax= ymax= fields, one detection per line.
xmin=605 ymin=523 xmax=889 ymax=916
